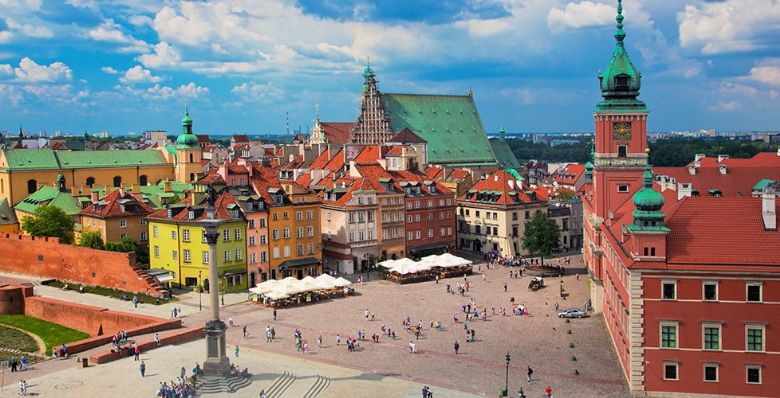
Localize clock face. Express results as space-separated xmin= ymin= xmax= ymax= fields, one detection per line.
xmin=613 ymin=122 xmax=632 ymax=139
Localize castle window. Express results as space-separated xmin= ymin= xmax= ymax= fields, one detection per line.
xmin=27 ymin=179 xmax=37 ymax=194
xmin=189 ymin=173 xmax=195 ymax=182
xmin=617 ymin=145 xmax=627 ymax=158
xmin=615 ymin=75 xmax=629 ymax=90
xmin=189 ymin=153 xmax=194 ymax=163
xmin=139 ymin=175 xmax=148 ymax=186
xmin=86 ymin=177 xmax=95 ymax=187
xmin=113 ymin=176 xmax=122 ymax=187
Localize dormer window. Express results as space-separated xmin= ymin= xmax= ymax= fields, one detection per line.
xmin=615 ymin=75 xmax=629 ymax=90
xmin=188 ymin=210 xmax=195 ymax=220
xmin=430 ymin=185 xmax=436 ymax=193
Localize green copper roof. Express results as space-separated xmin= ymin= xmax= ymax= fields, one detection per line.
xmin=2 ymin=149 xmax=60 ymax=170
xmin=506 ymin=168 xmax=523 ymax=181
xmin=56 ymin=150 xmax=169 ymax=169
xmin=139 ymin=180 xmax=192 ymax=209
xmin=753 ymin=179 xmax=776 ymax=192
xmin=2 ymin=149 xmax=169 ymax=171
xmin=177 ymin=104 xmax=199 ymax=148
xmin=596 ymin=0 xmax=646 ymax=112
xmin=630 ymin=164 xmax=667 ymax=232
xmin=383 ymin=93 xmax=496 ymax=166
xmin=15 ymin=186 xmax=81 ymax=216
xmin=490 ymin=138 xmax=522 ymax=169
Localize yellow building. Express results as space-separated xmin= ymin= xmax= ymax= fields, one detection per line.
xmin=253 ymin=168 xmax=322 ymax=279
xmin=147 ymin=188 xmax=248 ymax=292
xmin=0 ymin=106 xmax=206 ymax=207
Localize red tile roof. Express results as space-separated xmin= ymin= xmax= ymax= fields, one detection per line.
xmin=446 ymin=168 xmax=471 ymax=182
xmin=665 ymin=197 xmax=780 ymax=266
xmin=656 ymin=153 xmax=780 ymax=197
xmin=231 ymin=134 xmax=250 ymax=143
xmin=425 ymin=166 xmax=445 ymax=180
xmin=389 ymin=128 xmax=426 ymax=144
xmin=553 ymin=163 xmax=585 ymax=185
xmin=459 ymin=170 xmax=537 ymax=205
xmin=320 ymin=122 xmax=353 ymax=145
xmin=81 ymin=189 xmax=155 ymax=218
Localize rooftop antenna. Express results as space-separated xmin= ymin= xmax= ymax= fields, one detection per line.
xmin=315 ymin=103 xmax=320 ymax=120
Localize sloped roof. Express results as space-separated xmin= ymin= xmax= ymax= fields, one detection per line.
xmin=489 ymin=138 xmax=521 ymax=169
xmin=1 ymin=148 xmax=169 ymax=170
xmin=382 ymin=93 xmax=496 ymax=166
xmin=665 ymin=197 xmax=780 ymax=266
xmin=81 ymin=189 xmax=155 ymax=218
xmin=147 ymin=189 xmax=243 ymax=222
xmin=2 ymin=149 xmax=59 ymax=170
xmin=655 ymin=153 xmax=780 ymax=197
xmin=459 ymin=170 xmax=543 ymax=205
xmin=389 ymin=128 xmax=427 ymax=144
xmin=320 ymin=122 xmax=353 ymax=144
xmin=0 ymin=199 xmax=18 ymax=226
xmin=554 ymin=163 xmax=586 ymax=185
xmin=15 ymin=186 xmax=81 ymax=216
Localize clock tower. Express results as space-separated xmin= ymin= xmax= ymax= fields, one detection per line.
xmin=592 ymin=0 xmax=648 ymax=220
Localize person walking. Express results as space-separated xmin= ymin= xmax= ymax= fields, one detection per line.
xmin=273 ymin=309 xmax=277 ymax=321
xmin=242 ymin=325 xmax=248 ymax=339
xmin=527 ymin=366 xmax=533 ymax=382
xmin=504 ymin=283 xmax=507 ymax=292
xmin=545 ymin=386 xmax=553 ymax=398
xmin=336 ymin=334 xmax=341 ymax=345
xmin=317 ymin=335 xmax=322 ymax=348
xmin=139 ymin=361 xmax=146 ymax=378
xmin=134 ymin=346 xmax=140 ymax=361
xmin=154 ymin=333 xmax=160 ymax=347
xmin=19 ymin=380 xmax=26 ymax=396
xmin=180 ymin=366 xmax=186 ymax=380
xmin=235 ymin=345 xmax=240 ymax=358
xmin=453 ymin=340 xmax=460 ymax=354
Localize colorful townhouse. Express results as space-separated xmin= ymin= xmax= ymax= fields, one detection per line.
xmin=147 ymin=186 xmax=248 ymax=292
xmin=80 ymin=188 xmax=155 ymax=245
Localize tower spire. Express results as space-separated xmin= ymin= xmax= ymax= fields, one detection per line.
xmin=615 ymin=0 xmax=625 ymax=46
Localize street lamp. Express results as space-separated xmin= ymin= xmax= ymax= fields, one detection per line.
xmin=504 ymin=352 xmax=511 ymax=397
xmin=198 ymin=270 xmax=202 ymax=311
xmin=220 ymin=272 xmax=225 ymax=305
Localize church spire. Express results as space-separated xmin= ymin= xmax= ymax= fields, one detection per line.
xmin=614 ymin=0 xmax=626 ymax=46
xmin=596 ymin=0 xmax=644 ymax=111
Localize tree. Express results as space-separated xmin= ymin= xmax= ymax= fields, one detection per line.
xmin=522 ymin=211 xmax=561 ymax=266
xmin=105 ymin=237 xmax=149 ymax=267
xmin=78 ymin=230 xmax=105 ymax=250
xmin=21 ymin=206 xmax=74 ymax=244
xmin=553 ymin=189 xmax=577 ymax=201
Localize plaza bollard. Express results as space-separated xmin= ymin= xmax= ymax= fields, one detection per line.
xmin=82 ymin=358 xmax=88 ymax=368
xmin=500 ymin=387 xmax=508 ymax=397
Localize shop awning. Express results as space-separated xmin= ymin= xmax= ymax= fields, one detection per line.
xmin=278 ymin=257 xmax=320 ymax=270
xmin=224 ymin=271 xmax=246 ymax=277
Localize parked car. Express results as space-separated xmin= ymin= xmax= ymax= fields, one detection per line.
xmin=558 ymin=308 xmax=587 ymax=318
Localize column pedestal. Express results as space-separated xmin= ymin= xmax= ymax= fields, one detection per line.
xmin=202 ymin=320 xmax=230 ymax=377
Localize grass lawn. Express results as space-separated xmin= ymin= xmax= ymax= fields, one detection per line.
xmin=0 ymin=325 xmax=39 ymax=353
xmin=42 ymin=280 xmax=173 ymax=305
xmin=0 ymin=315 xmax=89 ymax=353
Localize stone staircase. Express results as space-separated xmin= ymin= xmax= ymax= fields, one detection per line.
xmin=131 ymin=266 xmax=168 ymax=297
xmin=195 ymin=374 xmax=253 ymax=395
xmin=264 ymin=370 xmax=296 ymax=398
xmin=302 ymin=374 xmax=331 ymax=398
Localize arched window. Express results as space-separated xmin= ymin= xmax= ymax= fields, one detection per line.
xmin=189 ymin=153 xmax=194 ymax=163
xmin=113 ymin=176 xmax=122 ymax=187
xmin=85 ymin=177 xmax=95 ymax=188
xmin=139 ymin=175 xmax=148 ymax=186
xmin=27 ymin=179 xmax=37 ymax=194
xmin=189 ymin=173 xmax=195 ymax=182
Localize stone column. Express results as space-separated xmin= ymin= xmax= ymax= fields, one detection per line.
xmin=202 ymin=223 xmax=230 ymax=377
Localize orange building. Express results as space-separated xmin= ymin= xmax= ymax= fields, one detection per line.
xmin=80 ymin=189 xmax=154 ymax=245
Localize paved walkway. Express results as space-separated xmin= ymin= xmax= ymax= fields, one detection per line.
xmin=0 ymin=342 xmax=478 ymax=398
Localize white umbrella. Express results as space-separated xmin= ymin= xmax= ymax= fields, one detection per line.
xmin=255 ymin=279 xmax=278 ymax=293
xmin=264 ymin=291 xmax=289 ymax=300
xmin=314 ymin=278 xmax=336 ymax=289
xmin=316 ymin=273 xmax=337 ymax=283
xmin=333 ymin=277 xmax=352 ymax=287
xmin=248 ymin=287 xmax=265 ymax=294
xmin=377 ymin=259 xmax=398 ymax=269
xmin=298 ymin=276 xmax=318 ymax=292
xmin=438 ymin=253 xmax=472 ymax=267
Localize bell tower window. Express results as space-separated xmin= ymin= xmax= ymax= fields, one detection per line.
xmin=618 ymin=145 xmax=628 ymax=158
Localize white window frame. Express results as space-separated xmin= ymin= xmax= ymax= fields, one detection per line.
xmin=703 ymin=363 xmax=719 ymax=383
xmin=182 ymin=229 xmax=190 ymax=242
xmin=183 ymin=249 xmax=191 ymax=263
xmin=119 ymin=219 xmax=127 ymax=228
xmin=746 ymin=282 xmax=763 ymax=303
xmin=224 ymin=250 xmax=230 ymax=262
xmin=202 ymin=251 xmax=209 ymax=264
xmin=222 ymin=229 xmax=230 ymax=241
xmin=663 ymin=362 xmax=679 ymax=381
xmin=702 ymin=281 xmax=718 ymax=301
xmin=661 ymin=280 xmax=677 ymax=300
xmin=659 ymin=321 xmax=679 ymax=349
xmin=153 ymin=225 xmax=159 ymax=238
xmin=746 ymin=365 xmax=762 ymax=385
xmin=617 ymin=184 xmax=629 ymax=193
xmin=153 ymin=245 xmax=159 ymax=258
xmin=702 ymin=323 xmax=722 ymax=351
xmin=745 ymin=324 xmax=766 ymax=353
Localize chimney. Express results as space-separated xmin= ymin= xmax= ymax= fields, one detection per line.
xmin=719 ymin=164 xmax=727 ymax=175
xmin=688 ymin=165 xmax=696 ymax=175
xmin=90 ymin=191 xmax=99 ymax=202
xmin=677 ymin=183 xmax=692 ymax=200
xmin=131 ymin=183 xmax=140 ymax=192
xmin=508 ymin=180 xmax=514 ymax=190
xmin=695 ymin=153 xmax=705 ymax=162
xmin=164 ymin=181 xmax=172 ymax=193
xmin=762 ymin=185 xmax=776 ymax=230
xmin=717 ymin=154 xmax=729 ymax=163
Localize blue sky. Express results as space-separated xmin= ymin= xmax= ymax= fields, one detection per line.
xmin=1 ymin=0 xmax=779 ymax=136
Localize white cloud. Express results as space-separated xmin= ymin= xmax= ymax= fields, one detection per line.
xmin=101 ymin=66 xmax=118 ymax=74
xmin=137 ymin=42 xmax=181 ymax=68
xmin=0 ymin=31 xmax=12 ymax=43
xmin=119 ymin=65 xmax=162 ymax=84
xmin=88 ymin=19 xmax=149 ymax=53
xmin=547 ymin=1 xmax=615 ymax=31
xmin=710 ymin=101 xmax=742 ymax=112
xmin=23 ymin=84 xmax=90 ymax=105
xmin=128 ymin=15 xmax=153 ymax=27
xmin=678 ymin=0 xmax=780 ymax=55
xmin=231 ymin=82 xmax=283 ymax=103
xmin=749 ymin=60 xmax=780 ymax=86
xmin=13 ymin=57 xmax=72 ymax=82
xmin=4 ymin=17 xmax=54 ymax=38
xmin=0 ymin=0 xmax=42 ymax=12
xmin=0 ymin=83 xmax=22 ymax=106
xmin=118 ymin=82 xmax=209 ymax=100
xmin=65 ymin=0 xmax=95 ymax=9
xmin=454 ymin=19 xmax=512 ymax=37
xmin=0 ymin=64 xmax=12 ymax=77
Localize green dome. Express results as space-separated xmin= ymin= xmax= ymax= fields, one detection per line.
xmin=176 ymin=133 xmax=198 ymax=147
xmin=585 ymin=161 xmax=593 ymax=171
xmin=596 ymin=0 xmax=645 ymax=111
xmin=633 ymin=165 xmax=663 ymax=210
xmin=181 ymin=113 xmax=192 ymax=125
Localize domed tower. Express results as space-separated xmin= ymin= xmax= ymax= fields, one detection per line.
xmin=591 ymin=0 xmax=649 ymax=221
xmin=627 ymin=162 xmax=669 ymax=259
xmin=175 ymin=104 xmax=202 ymax=183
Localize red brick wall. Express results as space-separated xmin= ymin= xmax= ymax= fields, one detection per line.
xmin=0 ymin=234 xmax=160 ymax=296
xmin=0 ymin=284 xmax=31 ymax=314
xmin=23 ymin=296 xmax=170 ymax=336
xmin=90 ymin=326 xmax=204 ymax=364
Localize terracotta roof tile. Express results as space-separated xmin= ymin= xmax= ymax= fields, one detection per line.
xmin=320 ymin=122 xmax=353 ymax=144
xmin=81 ymin=189 xmax=155 ymax=218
